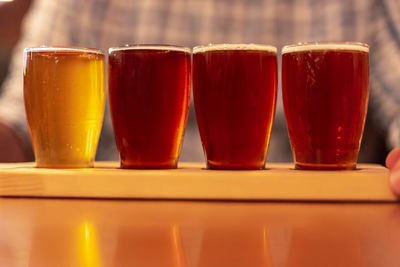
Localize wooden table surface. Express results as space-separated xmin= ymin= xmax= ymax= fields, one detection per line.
xmin=0 ymin=197 xmax=399 ymax=267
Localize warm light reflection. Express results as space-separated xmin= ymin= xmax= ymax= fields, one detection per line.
xmin=79 ymin=221 xmax=102 ymax=267
xmin=85 ymin=226 xmax=89 ymax=240
xmin=171 ymin=225 xmax=185 ymax=267
xmin=263 ymin=227 xmax=273 ymax=266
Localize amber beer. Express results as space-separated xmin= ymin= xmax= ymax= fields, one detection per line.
xmin=193 ymin=44 xmax=278 ymax=169
xmin=282 ymin=42 xmax=369 ymax=170
xmin=108 ymin=45 xmax=191 ymax=169
xmin=24 ymin=47 xmax=105 ymax=168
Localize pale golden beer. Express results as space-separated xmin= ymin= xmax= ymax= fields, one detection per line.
xmin=24 ymin=47 xmax=105 ymax=168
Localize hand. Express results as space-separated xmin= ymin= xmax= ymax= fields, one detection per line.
xmin=386 ymin=145 xmax=400 ymax=196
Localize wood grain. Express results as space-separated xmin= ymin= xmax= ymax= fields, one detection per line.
xmin=0 ymin=162 xmax=397 ymax=201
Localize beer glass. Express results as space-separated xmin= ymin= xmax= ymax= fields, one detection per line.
xmin=108 ymin=45 xmax=191 ymax=169
xmin=193 ymin=44 xmax=278 ymax=169
xmin=24 ymin=47 xmax=105 ymax=168
xmin=282 ymin=42 xmax=369 ymax=170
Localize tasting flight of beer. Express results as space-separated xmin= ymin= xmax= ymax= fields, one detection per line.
xmin=22 ymin=42 xmax=369 ymax=171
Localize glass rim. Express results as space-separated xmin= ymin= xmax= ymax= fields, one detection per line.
xmin=282 ymin=42 xmax=369 ymax=54
xmin=108 ymin=44 xmax=191 ymax=53
xmin=24 ymin=46 xmax=104 ymax=55
xmin=193 ymin=43 xmax=277 ymax=54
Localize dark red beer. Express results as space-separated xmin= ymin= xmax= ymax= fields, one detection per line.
xmin=193 ymin=44 xmax=278 ymax=169
xmin=282 ymin=43 xmax=369 ymax=170
xmin=109 ymin=45 xmax=191 ymax=169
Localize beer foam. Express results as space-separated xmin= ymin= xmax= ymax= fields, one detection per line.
xmin=24 ymin=46 xmax=104 ymax=55
xmin=109 ymin=45 xmax=191 ymax=53
xmin=193 ymin=44 xmax=277 ymax=53
xmin=282 ymin=43 xmax=369 ymax=54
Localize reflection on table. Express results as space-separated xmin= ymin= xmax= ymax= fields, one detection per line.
xmin=0 ymin=198 xmax=399 ymax=267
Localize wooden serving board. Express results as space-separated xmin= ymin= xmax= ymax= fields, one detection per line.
xmin=0 ymin=162 xmax=397 ymax=202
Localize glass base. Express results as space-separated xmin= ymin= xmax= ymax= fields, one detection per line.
xmin=35 ymin=161 xmax=94 ymax=168
xmin=207 ymin=161 xmax=265 ymax=170
xmin=295 ymin=162 xmax=356 ymax=170
xmin=121 ymin=161 xmax=177 ymax=169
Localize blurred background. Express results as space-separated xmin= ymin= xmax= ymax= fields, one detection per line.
xmin=0 ymin=0 xmax=389 ymax=165
xmin=0 ymin=0 xmax=31 ymax=91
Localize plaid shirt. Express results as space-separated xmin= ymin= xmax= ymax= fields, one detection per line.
xmin=1 ymin=0 xmax=400 ymax=162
